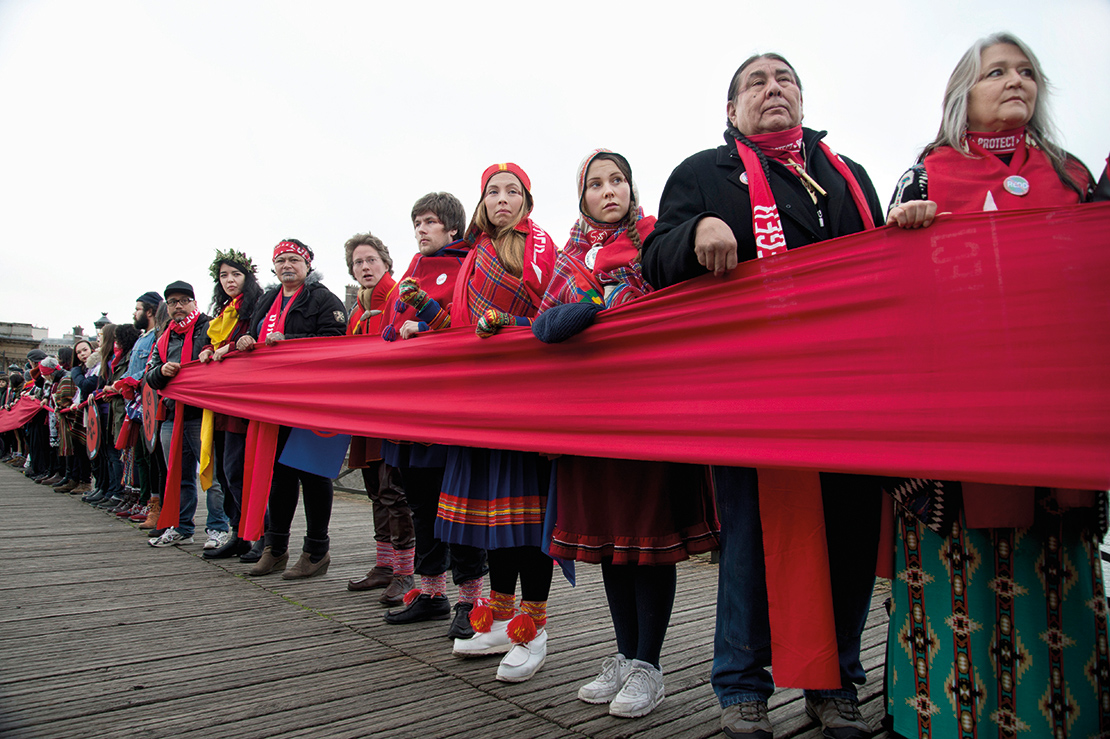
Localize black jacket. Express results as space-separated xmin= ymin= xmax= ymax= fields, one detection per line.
xmin=145 ymin=314 xmax=212 ymax=421
xmin=248 ymin=278 xmax=347 ymax=341
xmin=643 ymin=128 xmax=884 ymax=289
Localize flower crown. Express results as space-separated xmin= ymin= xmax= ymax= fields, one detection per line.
xmin=209 ymin=249 xmax=258 ymax=281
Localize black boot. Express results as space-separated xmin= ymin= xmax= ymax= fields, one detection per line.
xmin=239 ymin=539 xmax=265 ymax=563
xmin=204 ymin=532 xmax=241 ymax=560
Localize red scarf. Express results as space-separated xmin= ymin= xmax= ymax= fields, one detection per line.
xmin=732 ymin=130 xmax=877 ymax=689
xmin=155 ymin=307 xmax=201 ymax=532
xmin=260 ymin=286 xmax=304 ymax=340
xmin=746 ymin=125 xmax=804 ymax=169
xmin=156 ymin=308 xmax=200 ymax=364
xmin=924 ymin=135 xmax=1086 ymax=213
xmin=967 ymin=126 xmax=1025 ymax=154
xmin=452 ymin=218 xmax=556 ymax=325
xmin=734 ymin=135 xmax=876 ymax=258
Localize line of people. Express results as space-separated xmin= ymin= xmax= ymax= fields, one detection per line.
xmin=4 ymin=33 xmax=1109 ymax=739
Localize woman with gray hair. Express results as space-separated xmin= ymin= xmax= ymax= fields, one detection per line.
xmin=883 ymin=33 xmax=1106 ymax=739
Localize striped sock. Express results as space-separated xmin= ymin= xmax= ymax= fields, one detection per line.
xmin=458 ymin=576 xmax=484 ymax=604
xmin=375 ymin=541 xmax=393 ymax=569
xmin=421 ymin=573 xmax=447 ymax=597
xmin=520 ymin=600 xmax=547 ymax=630
xmin=489 ymin=590 xmax=516 ymax=621
xmin=394 ymin=546 xmax=415 ymax=577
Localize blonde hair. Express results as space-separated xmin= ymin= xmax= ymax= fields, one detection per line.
xmin=468 ymin=175 xmax=533 ymax=277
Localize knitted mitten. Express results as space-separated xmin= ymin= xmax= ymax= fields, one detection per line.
xmin=476 ymin=309 xmax=514 ymax=338
xmin=531 ymin=302 xmax=602 ymax=343
xmin=398 ymin=277 xmax=430 ymax=310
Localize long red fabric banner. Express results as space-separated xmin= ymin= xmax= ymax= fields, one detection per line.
xmin=0 ymin=397 xmax=43 ymax=433
xmin=161 ymin=204 xmax=1110 ymax=490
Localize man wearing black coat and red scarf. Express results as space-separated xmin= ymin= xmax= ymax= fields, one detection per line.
xmin=145 ymin=281 xmax=231 ymax=549
xmin=642 ymin=54 xmax=896 ymax=739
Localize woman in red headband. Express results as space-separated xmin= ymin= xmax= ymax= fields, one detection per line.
xmin=531 ymin=149 xmax=719 ymax=718
xmin=398 ymin=163 xmax=558 ymax=683
xmin=236 ymin=238 xmax=348 ymax=580
xmin=883 ymin=33 xmax=1106 ymax=739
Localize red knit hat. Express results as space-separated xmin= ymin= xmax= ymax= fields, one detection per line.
xmin=481 ymin=162 xmax=531 ymax=194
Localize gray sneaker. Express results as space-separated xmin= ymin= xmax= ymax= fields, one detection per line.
xmin=577 ymin=653 xmax=630 ymax=704
xmin=608 ymin=660 xmax=664 ymax=718
xmin=721 ymin=700 xmax=773 ymax=738
xmin=804 ymin=695 xmax=871 ymax=739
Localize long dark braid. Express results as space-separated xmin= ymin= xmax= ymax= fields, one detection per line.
xmin=726 ymin=125 xmax=772 ymax=182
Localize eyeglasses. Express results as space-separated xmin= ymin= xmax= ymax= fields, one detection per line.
xmin=166 ymin=298 xmax=194 ymax=307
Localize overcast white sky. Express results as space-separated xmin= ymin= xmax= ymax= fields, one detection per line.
xmin=2 ymin=0 xmax=1107 ymax=338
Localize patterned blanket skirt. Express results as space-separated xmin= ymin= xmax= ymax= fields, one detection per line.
xmin=886 ymin=493 xmax=1110 ymax=739
xmin=435 ymin=446 xmax=552 ymax=550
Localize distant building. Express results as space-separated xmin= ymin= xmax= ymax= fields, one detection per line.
xmin=344 ymin=284 xmax=358 ymax=314
xmin=0 ymin=322 xmax=47 ymax=370
xmin=40 ymin=327 xmax=89 ymax=357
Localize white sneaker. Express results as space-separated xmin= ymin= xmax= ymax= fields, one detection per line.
xmin=204 ymin=529 xmax=231 ymax=550
xmin=578 ymin=653 xmax=631 ymax=704
xmin=453 ymin=619 xmax=512 ymax=657
xmin=148 ymin=528 xmax=194 ymax=547
xmin=496 ymin=629 xmax=547 ymax=683
xmin=609 ymin=660 xmax=665 ymax=718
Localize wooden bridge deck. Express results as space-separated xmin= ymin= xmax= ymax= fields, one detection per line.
xmin=0 ymin=465 xmax=894 ymax=738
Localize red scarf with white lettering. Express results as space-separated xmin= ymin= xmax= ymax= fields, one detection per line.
xmin=924 ymin=133 xmax=1087 ymax=213
xmin=156 ymin=308 xmax=200 ymax=364
xmin=732 ymin=129 xmax=877 ymax=689
xmin=733 ymin=133 xmax=876 ymax=259
xmin=155 ymin=307 xmax=201 ymax=531
xmin=452 ymin=218 xmax=556 ymax=325
xmin=260 ymin=286 xmax=304 ymax=340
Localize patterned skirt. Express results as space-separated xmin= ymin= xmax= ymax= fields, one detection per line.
xmin=886 ymin=492 xmax=1110 ymax=739
xmin=549 ymin=456 xmax=719 ymax=565
xmin=434 ymin=446 xmax=551 ymax=550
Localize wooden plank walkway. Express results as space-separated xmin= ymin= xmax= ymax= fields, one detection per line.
xmin=0 ymin=465 xmax=894 ymax=738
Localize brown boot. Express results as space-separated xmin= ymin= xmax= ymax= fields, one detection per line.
xmin=140 ymin=497 xmax=161 ymax=529
xmin=248 ymin=547 xmax=289 ymax=576
xmin=380 ymin=574 xmax=415 ymax=606
xmin=282 ymin=551 xmax=331 ymax=580
xmin=347 ymin=565 xmax=392 ymax=591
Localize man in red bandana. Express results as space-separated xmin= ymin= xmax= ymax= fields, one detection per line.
xmin=643 ymin=54 xmax=891 ymax=739
xmin=144 ymin=281 xmax=230 ymax=548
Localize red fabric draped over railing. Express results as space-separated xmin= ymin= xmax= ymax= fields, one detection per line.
xmin=161 ymin=204 xmax=1110 ymax=490
xmin=0 ymin=397 xmax=43 ymax=433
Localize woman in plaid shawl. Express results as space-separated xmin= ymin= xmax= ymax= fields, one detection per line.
xmin=533 ymin=150 xmax=719 ymax=719
xmin=399 ymin=163 xmax=558 ymax=683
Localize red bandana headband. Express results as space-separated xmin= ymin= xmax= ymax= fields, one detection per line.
xmin=273 ymin=240 xmax=312 ymax=263
xmin=481 ymin=162 xmax=531 ymax=193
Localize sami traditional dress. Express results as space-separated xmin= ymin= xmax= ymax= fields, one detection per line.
xmin=884 ymin=132 xmax=1109 ymax=739
xmin=538 ymin=214 xmax=720 ymax=565
xmin=434 ymin=221 xmax=557 ymax=551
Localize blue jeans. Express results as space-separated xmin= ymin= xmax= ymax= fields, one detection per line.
xmin=710 ymin=466 xmax=880 ymax=707
xmin=160 ymin=416 xmax=228 ymax=537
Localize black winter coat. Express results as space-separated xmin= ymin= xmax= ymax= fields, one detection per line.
xmin=248 ymin=279 xmax=347 ymax=341
xmin=643 ymin=128 xmax=884 ymax=289
xmin=145 ymin=314 xmax=213 ymax=421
